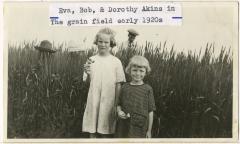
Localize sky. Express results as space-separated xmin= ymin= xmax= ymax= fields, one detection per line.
xmin=4 ymin=1 xmax=238 ymax=56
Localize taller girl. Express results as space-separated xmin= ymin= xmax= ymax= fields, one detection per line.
xmin=82 ymin=28 xmax=126 ymax=138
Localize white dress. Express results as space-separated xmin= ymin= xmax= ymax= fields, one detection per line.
xmin=82 ymin=54 xmax=126 ymax=134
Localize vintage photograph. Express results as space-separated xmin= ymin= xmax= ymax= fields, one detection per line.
xmin=3 ymin=0 xmax=238 ymax=141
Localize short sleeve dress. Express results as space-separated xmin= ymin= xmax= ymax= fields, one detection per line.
xmin=82 ymin=54 xmax=126 ymax=134
xmin=115 ymin=83 xmax=156 ymax=138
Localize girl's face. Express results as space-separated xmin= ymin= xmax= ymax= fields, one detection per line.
xmin=97 ymin=33 xmax=111 ymax=55
xmin=130 ymin=65 xmax=146 ymax=82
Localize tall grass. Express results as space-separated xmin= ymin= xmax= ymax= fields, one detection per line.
xmin=7 ymin=41 xmax=232 ymax=138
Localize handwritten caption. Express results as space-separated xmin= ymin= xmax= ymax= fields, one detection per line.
xmin=49 ymin=2 xmax=182 ymax=26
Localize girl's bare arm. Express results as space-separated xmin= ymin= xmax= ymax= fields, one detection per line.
xmin=115 ymin=83 xmax=121 ymax=107
xmin=147 ymin=111 xmax=154 ymax=137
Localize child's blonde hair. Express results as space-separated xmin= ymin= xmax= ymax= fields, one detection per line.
xmin=93 ymin=27 xmax=117 ymax=48
xmin=125 ymin=55 xmax=151 ymax=75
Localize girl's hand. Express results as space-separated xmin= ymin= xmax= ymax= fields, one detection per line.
xmin=117 ymin=110 xmax=128 ymax=119
xmin=84 ymin=63 xmax=91 ymax=75
xmin=146 ymin=130 xmax=152 ymax=138
xmin=84 ymin=58 xmax=94 ymax=74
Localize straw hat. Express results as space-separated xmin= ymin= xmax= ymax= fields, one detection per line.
xmin=127 ymin=29 xmax=139 ymax=36
xmin=34 ymin=40 xmax=56 ymax=53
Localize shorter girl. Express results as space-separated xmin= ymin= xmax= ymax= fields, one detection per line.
xmin=116 ymin=55 xmax=156 ymax=138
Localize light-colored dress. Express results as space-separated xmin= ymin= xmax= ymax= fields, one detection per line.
xmin=82 ymin=54 xmax=126 ymax=134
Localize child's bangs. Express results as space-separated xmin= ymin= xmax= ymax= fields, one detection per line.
xmin=131 ymin=61 xmax=148 ymax=69
xmin=126 ymin=55 xmax=151 ymax=74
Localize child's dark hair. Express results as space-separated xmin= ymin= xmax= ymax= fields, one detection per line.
xmin=93 ymin=27 xmax=117 ymax=48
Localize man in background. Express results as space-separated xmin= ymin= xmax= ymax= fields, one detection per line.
xmin=112 ymin=29 xmax=139 ymax=55
xmin=125 ymin=28 xmax=139 ymax=49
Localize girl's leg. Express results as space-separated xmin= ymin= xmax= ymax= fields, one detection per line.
xmin=89 ymin=133 xmax=98 ymax=138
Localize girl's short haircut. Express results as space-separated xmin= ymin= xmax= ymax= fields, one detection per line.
xmin=93 ymin=27 xmax=117 ymax=48
xmin=125 ymin=55 xmax=151 ymax=75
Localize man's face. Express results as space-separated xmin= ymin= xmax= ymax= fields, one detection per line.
xmin=128 ymin=34 xmax=136 ymax=43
